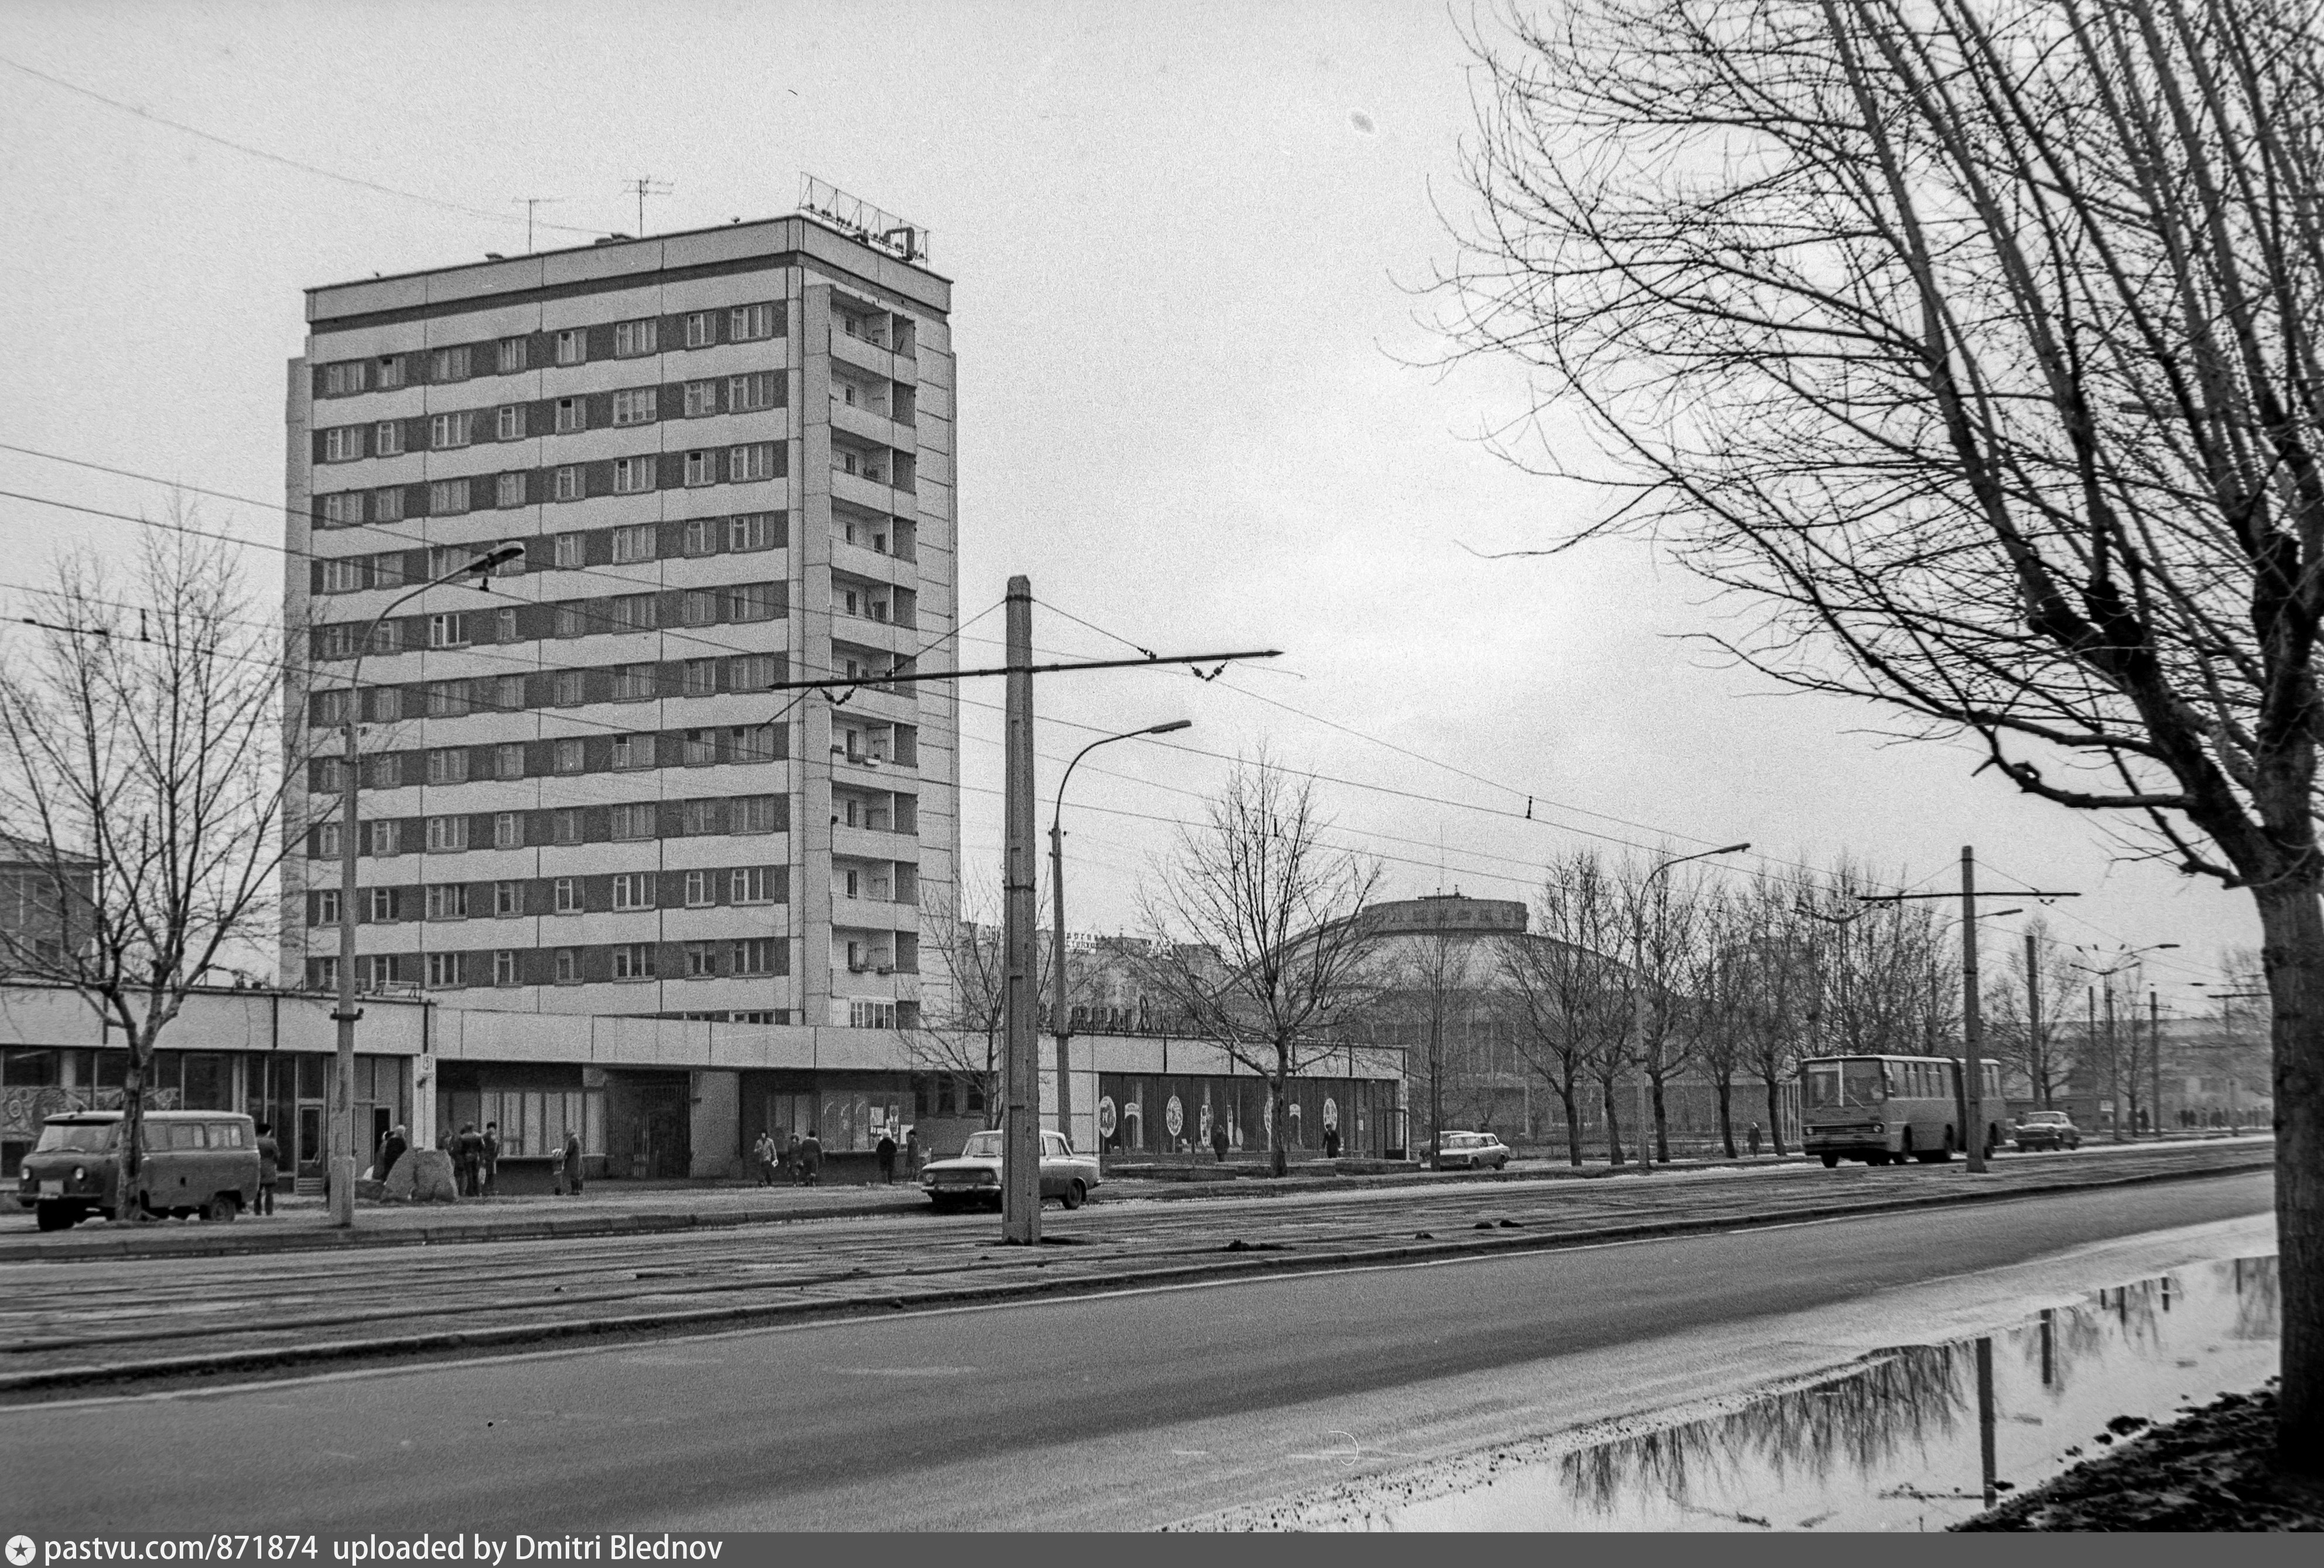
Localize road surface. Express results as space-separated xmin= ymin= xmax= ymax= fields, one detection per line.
xmin=0 ymin=1168 xmax=2274 ymax=1532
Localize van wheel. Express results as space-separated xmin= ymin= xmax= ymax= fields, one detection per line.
xmin=1062 ymin=1180 xmax=1086 ymax=1211
xmin=201 ymin=1195 xmax=238 ymax=1222
xmin=1820 ymin=1154 xmax=1840 ymax=1169
xmin=35 ymin=1202 xmax=74 ymax=1232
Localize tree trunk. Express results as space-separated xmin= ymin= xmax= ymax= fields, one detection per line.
xmin=2253 ymin=879 xmax=2324 ymax=1475
xmin=1601 ymin=1074 xmax=1625 ymax=1166
xmin=115 ymin=1026 xmax=148 ymax=1222
xmin=1270 ymin=1059 xmax=1289 ymax=1178
xmin=1650 ymin=1075 xmax=1670 ymax=1164
xmin=1716 ymin=1072 xmax=1737 ymax=1159
xmin=1560 ymin=1078 xmax=1584 ymax=1168
xmin=1762 ymin=1070 xmax=1788 ymax=1158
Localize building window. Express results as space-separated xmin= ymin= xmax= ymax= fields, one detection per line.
xmin=431 ymin=346 xmax=471 ymax=383
xmin=728 ymin=371 xmax=779 ymax=412
xmin=496 ymin=404 xmax=526 ymax=441
xmin=425 ymin=746 xmax=468 ymax=785
xmin=683 ymin=869 xmax=715 ymax=907
xmin=430 ymin=411 xmax=473 ymax=450
xmin=552 ymin=668 xmax=585 ymax=706
xmin=612 ymin=456 xmax=655 ymax=495
xmin=733 ymin=938 xmax=777 ymax=975
xmin=315 ymin=822 xmax=343 ymax=859
xmin=730 ymin=303 xmax=777 ymax=341
xmin=555 ymin=329 xmax=585 ymax=366
xmin=554 ymin=397 xmax=585 ymax=435
xmin=428 ymin=613 xmax=467 ymax=650
xmin=679 ymin=518 xmax=716 ymax=556
xmin=729 ymin=443 xmax=777 ymax=483
xmin=319 ymin=491 xmax=361 ymax=528
xmin=683 ymin=450 xmax=715 ymax=487
xmin=613 ymin=319 xmax=658 ymax=357
xmin=322 ymin=361 xmax=367 ymax=397
xmin=611 ymin=388 xmax=658 ymax=426
xmin=609 ymin=802 xmax=655 ymax=841
xmin=370 ymin=819 xmax=401 ymax=858
xmin=493 ymin=812 xmax=523 ymax=849
xmin=493 ymin=949 xmax=520 ymax=986
xmin=425 ymin=951 xmax=467 ymax=989
xmin=554 ymin=948 xmax=580 ymax=983
xmin=610 ymin=664 xmax=657 ymax=702
xmin=731 ymin=866 xmax=774 ymax=904
xmin=493 ymin=881 xmax=522 ymax=917
xmin=368 ymin=887 xmax=398 ymax=923
xmin=376 ymin=356 xmax=406 ymax=390
xmin=311 ymin=889 xmax=341 ymax=925
xmin=681 ymin=660 xmax=717 ymax=699
xmin=726 ymin=583 xmax=779 ymax=622
xmin=675 ymin=798 xmax=718 ymax=835
xmin=552 ymin=808 xmax=582 ymax=846
xmin=494 ymin=742 xmax=525 ymax=780
xmin=553 ymin=877 xmax=581 ymax=914
xmin=681 ymin=589 xmax=717 ymax=627
xmin=552 ymin=738 xmax=584 ymax=774
xmin=497 ymin=337 xmax=527 ymax=375
xmin=730 ymin=513 xmax=780 ymax=552
xmin=685 ymin=942 xmax=717 ymax=978
xmin=730 ymin=654 xmax=778 ymax=690
xmin=849 ymin=1000 xmax=897 ymax=1029
xmin=494 ymin=472 xmax=527 ymax=508
xmin=613 ymin=943 xmax=656 ymax=981
xmin=428 ymin=478 xmax=471 ymax=516
xmin=611 ymin=734 xmax=657 ymax=771
xmin=552 ymin=532 xmax=584 ymax=569
xmin=322 ymin=427 xmax=363 ymax=463
xmin=373 ymin=486 xmax=405 ymax=522
xmin=425 ymin=883 xmax=469 ymax=921
xmin=425 ymin=815 xmax=470 ymax=853
xmin=732 ymin=794 xmax=780 ymax=833
xmin=730 ymin=725 xmax=780 ymax=766
xmin=425 ymin=680 xmax=471 ymax=718
xmin=611 ymin=871 xmax=654 ymax=910
xmin=375 ymin=421 xmax=406 ymax=457
xmin=683 ymin=380 xmax=717 ymax=418
xmin=685 ymin=312 xmax=714 ymax=349
xmin=610 ymin=524 xmax=656 ymax=563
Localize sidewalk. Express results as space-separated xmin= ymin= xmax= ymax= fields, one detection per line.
xmin=0 ymin=1135 xmax=2272 ymax=1264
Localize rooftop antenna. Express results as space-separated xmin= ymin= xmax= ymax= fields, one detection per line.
xmin=511 ymin=196 xmax=565 ymax=254
xmin=626 ymin=175 xmax=674 ymax=237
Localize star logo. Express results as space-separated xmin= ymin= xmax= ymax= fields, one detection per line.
xmin=7 ymin=1535 xmax=37 ymax=1567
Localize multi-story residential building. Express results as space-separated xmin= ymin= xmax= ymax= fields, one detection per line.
xmin=282 ymin=213 xmax=958 ymax=1036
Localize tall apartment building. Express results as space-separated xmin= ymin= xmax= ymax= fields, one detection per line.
xmin=282 ymin=213 xmax=957 ymax=1031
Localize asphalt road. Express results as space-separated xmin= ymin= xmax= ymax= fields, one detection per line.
xmin=0 ymin=1168 xmax=2273 ymax=1533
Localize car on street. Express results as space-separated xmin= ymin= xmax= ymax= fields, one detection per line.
xmin=1430 ymin=1130 xmax=1512 ymax=1171
xmin=13 ymin=1109 xmax=261 ymax=1230
xmin=2012 ymin=1110 xmax=2083 ymax=1151
xmin=921 ymin=1128 xmax=1101 ymax=1211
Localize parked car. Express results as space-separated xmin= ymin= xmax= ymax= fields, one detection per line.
xmin=921 ymin=1128 xmax=1101 ymax=1212
xmin=13 ymin=1110 xmax=261 ymax=1231
xmin=1430 ymin=1130 xmax=1512 ymax=1171
xmin=2012 ymin=1111 xmax=2083 ymax=1152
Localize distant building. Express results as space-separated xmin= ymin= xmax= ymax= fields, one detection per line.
xmin=0 ymin=836 xmax=94 ymax=979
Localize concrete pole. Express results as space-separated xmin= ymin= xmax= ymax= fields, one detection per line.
xmin=2026 ymin=932 xmax=2044 ymax=1108
xmin=1001 ymin=576 xmax=1041 ymax=1245
xmin=1961 ymin=846 xmax=1988 ymax=1172
xmin=2105 ymin=984 xmax=2123 ymax=1143
xmin=331 ymin=703 xmax=361 ymax=1228
xmin=2150 ymin=988 xmax=2163 ymax=1137
xmin=1048 ymin=819 xmax=1070 ymax=1149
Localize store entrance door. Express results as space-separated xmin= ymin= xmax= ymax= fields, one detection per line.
xmin=629 ymin=1080 xmax=689 ymax=1178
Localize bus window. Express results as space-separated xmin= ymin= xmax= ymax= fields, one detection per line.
xmin=1805 ymin=1060 xmax=1886 ymax=1109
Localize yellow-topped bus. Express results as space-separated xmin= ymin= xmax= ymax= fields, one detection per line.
xmin=1799 ymin=1054 xmax=2005 ymax=1167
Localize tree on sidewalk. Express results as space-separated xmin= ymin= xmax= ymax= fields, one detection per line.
xmin=1450 ymin=0 xmax=2324 ymax=1465
xmin=1501 ymin=849 xmax=1632 ymax=1166
xmin=0 ymin=524 xmax=319 ymax=1219
xmin=1138 ymin=757 xmax=1384 ymax=1176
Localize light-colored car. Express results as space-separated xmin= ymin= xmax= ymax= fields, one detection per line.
xmin=2012 ymin=1110 xmax=2083 ymax=1151
xmin=921 ymin=1128 xmax=1101 ymax=1211
xmin=1430 ymin=1130 xmax=1512 ymax=1171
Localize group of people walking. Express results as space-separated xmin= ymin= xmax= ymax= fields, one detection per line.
xmin=750 ymin=1128 xmax=920 ymax=1186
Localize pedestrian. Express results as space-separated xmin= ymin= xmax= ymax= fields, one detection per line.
xmin=1747 ymin=1121 xmax=1763 ymax=1157
xmin=799 ymin=1128 xmax=823 ymax=1186
xmin=453 ymin=1122 xmax=483 ymax=1197
xmin=877 ymin=1130 xmax=898 ymax=1184
xmin=904 ymin=1128 xmax=920 ymax=1180
xmin=560 ymin=1130 xmax=585 ymax=1196
xmin=481 ymin=1121 xmax=501 ymax=1197
xmin=375 ymin=1123 xmax=409 ymax=1186
xmin=754 ymin=1130 xmax=777 ymax=1186
xmin=253 ymin=1120 xmax=279 ymax=1215
xmin=785 ymin=1132 xmax=804 ymax=1185
xmin=1212 ymin=1121 xmax=1231 ymax=1163
xmin=1324 ymin=1123 xmax=1341 ymax=1162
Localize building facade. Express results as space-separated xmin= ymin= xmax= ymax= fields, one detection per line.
xmin=282 ymin=213 xmax=958 ymax=1034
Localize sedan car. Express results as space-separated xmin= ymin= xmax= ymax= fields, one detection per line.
xmin=2012 ymin=1111 xmax=2083 ymax=1151
xmin=1430 ymin=1130 xmax=1512 ymax=1171
xmin=921 ymin=1128 xmax=1101 ymax=1211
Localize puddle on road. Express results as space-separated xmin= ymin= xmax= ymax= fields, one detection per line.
xmin=1315 ymin=1255 xmax=2279 ymax=1532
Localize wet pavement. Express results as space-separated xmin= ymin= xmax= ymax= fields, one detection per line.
xmin=1252 ymin=1253 xmax=2281 ymax=1531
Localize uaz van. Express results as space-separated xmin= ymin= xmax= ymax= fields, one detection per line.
xmin=13 ymin=1110 xmax=261 ymax=1231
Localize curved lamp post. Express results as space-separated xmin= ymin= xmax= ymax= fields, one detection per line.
xmin=327 ymin=543 xmax=523 ymax=1227
xmin=1633 ymin=842 xmax=1750 ymax=1173
xmin=1048 ymin=718 xmax=1190 ymax=1152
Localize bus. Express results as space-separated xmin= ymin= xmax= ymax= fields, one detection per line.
xmin=1799 ymin=1054 xmax=2005 ymax=1167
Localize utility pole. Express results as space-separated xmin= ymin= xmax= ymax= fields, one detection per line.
xmin=2087 ymin=988 xmax=2099 ymax=1132
xmin=2104 ymin=984 xmax=2122 ymax=1142
xmin=2027 ymin=932 xmax=2045 ymax=1108
xmin=1001 ymin=578 xmax=1040 ymax=1245
xmin=2150 ymin=989 xmax=2164 ymax=1136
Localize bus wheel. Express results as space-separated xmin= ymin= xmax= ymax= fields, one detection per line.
xmin=1820 ymin=1154 xmax=1839 ymax=1169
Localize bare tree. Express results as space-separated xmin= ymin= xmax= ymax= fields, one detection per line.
xmin=1728 ymin=869 xmax=1818 ymax=1157
xmin=1451 ymin=0 xmax=2324 ymax=1462
xmin=1983 ymin=921 xmax=2089 ymax=1107
xmin=0 ymin=525 xmax=317 ymax=1219
xmin=1693 ymin=886 xmax=1752 ymax=1157
xmin=1139 ymin=758 xmax=1384 ymax=1176
xmin=1502 ymin=849 xmax=1632 ymax=1164
xmin=907 ymin=879 xmax=1085 ymax=1131
xmin=1399 ymin=924 xmax=1475 ymax=1166
xmin=1621 ymin=849 xmax=1713 ymax=1163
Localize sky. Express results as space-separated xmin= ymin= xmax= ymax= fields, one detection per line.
xmin=0 ymin=0 xmax=2259 ymax=1012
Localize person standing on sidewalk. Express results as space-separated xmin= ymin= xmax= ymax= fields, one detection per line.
xmin=876 ymin=1130 xmax=898 ymax=1184
xmin=785 ymin=1132 xmax=804 ymax=1185
xmin=481 ymin=1121 xmax=501 ymax=1197
xmin=1747 ymin=1121 xmax=1763 ymax=1157
xmin=254 ymin=1121 xmax=279 ymax=1215
xmin=799 ymin=1128 xmax=823 ymax=1186
xmin=1212 ymin=1121 xmax=1231 ymax=1163
xmin=754 ymin=1130 xmax=777 ymax=1186
xmin=560 ymin=1130 xmax=585 ymax=1196
xmin=904 ymin=1128 xmax=920 ymax=1181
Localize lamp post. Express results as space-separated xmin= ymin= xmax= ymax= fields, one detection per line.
xmin=2065 ymin=943 xmax=2178 ymax=1143
xmin=1632 ymin=842 xmax=1750 ymax=1172
xmin=327 ymin=544 xmax=522 ymax=1227
xmin=1048 ymin=718 xmax=1190 ymax=1156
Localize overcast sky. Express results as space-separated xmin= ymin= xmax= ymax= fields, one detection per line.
xmin=0 ymin=0 xmax=2257 ymax=1009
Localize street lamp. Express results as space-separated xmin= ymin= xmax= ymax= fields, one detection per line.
xmin=2065 ymin=942 xmax=2178 ymax=1143
xmin=326 ymin=542 xmax=523 ymax=1227
xmin=1632 ymin=842 xmax=1750 ymax=1173
xmin=1048 ymin=718 xmax=1190 ymax=1154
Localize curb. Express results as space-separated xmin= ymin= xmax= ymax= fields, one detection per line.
xmin=0 ymin=1149 xmax=2272 ymax=1398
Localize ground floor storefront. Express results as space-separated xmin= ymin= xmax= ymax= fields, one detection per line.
xmin=1095 ymin=1071 xmax=1402 ymax=1159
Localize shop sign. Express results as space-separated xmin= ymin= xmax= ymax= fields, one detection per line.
xmin=1165 ymin=1096 xmax=1184 ymax=1138
xmin=1097 ymin=1096 xmax=1116 ymax=1138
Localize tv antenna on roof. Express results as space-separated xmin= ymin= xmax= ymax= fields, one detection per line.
xmin=512 ymin=196 xmax=565 ymax=254
xmin=626 ymin=175 xmax=674 ymax=237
